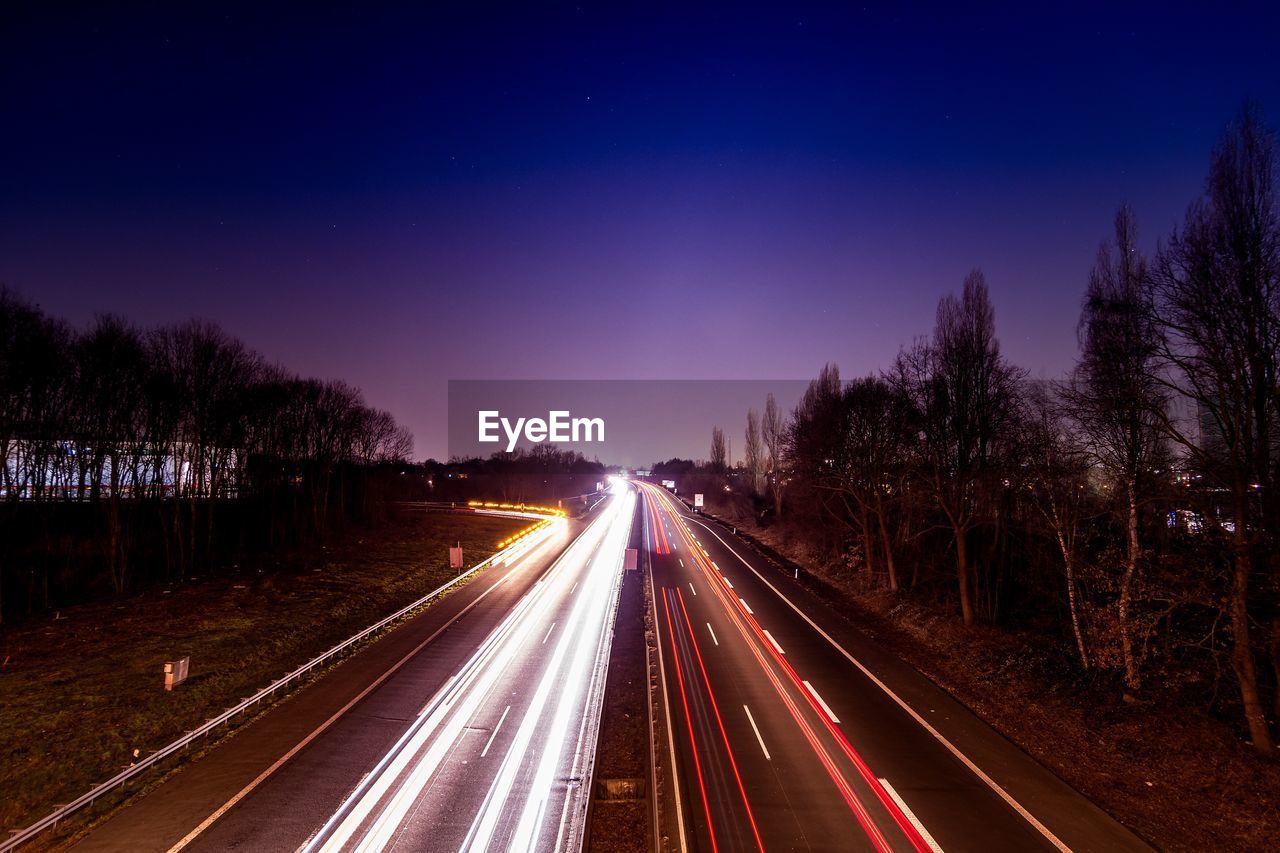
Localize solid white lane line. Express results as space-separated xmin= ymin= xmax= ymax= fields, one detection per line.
xmin=167 ymin=566 xmax=521 ymax=853
xmin=422 ymin=675 xmax=457 ymax=714
xmin=763 ymin=630 xmax=785 ymax=655
xmin=481 ymin=706 xmax=511 ymax=758
xmin=649 ymin=581 xmax=688 ymax=850
xmin=309 ymin=507 xmax=620 ymax=852
xmin=803 ymin=680 xmax=840 ymax=724
xmin=689 ymin=582 xmax=697 ymax=596
xmin=543 ymin=622 xmax=556 ymax=644
xmin=879 ymin=778 xmax=945 ymax=853
xmin=744 ymin=705 xmax=771 ymax=760
xmin=681 ymin=512 xmax=1071 ymax=853
xmin=706 ymin=623 xmax=719 ymax=646
xmin=739 ymin=597 xmax=753 ymax=615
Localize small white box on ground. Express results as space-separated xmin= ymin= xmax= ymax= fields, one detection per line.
xmin=164 ymin=657 xmax=189 ymax=691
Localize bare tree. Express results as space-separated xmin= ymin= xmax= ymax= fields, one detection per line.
xmin=0 ymin=292 xmax=416 ymax=622
xmin=0 ymin=290 xmax=73 ymax=617
xmin=72 ymin=316 xmax=149 ymax=592
xmin=1024 ymin=384 xmax=1094 ymax=670
xmin=149 ymin=321 xmax=260 ymax=576
xmin=787 ymin=364 xmax=850 ymax=564
xmin=1070 ymin=204 xmax=1167 ymax=690
xmin=763 ymin=392 xmax=785 ymax=518
xmin=744 ymin=409 xmax=765 ymax=495
xmin=0 ymin=289 xmax=72 ymax=504
xmin=791 ymin=371 xmax=908 ymax=591
xmin=710 ymin=425 xmax=727 ymax=472
xmin=897 ymin=271 xmax=1024 ymax=625
xmin=842 ymin=376 xmax=908 ymax=591
xmin=1150 ymin=104 xmax=1280 ymax=755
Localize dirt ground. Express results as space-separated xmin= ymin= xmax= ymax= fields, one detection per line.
xmin=0 ymin=509 xmax=524 ymax=835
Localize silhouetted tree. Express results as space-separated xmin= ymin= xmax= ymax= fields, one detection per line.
xmin=744 ymin=409 xmax=765 ymax=496
xmin=1070 ymin=204 xmax=1167 ymax=690
xmin=710 ymin=426 xmax=727 ymax=472
xmin=1150 ymin=104 xmax=1280 ymax=755
xmin=896 ymin=271 xmax=1024 ymax=625
xmin=1024 ymin=384 xmax=1094 ymax=669
xmin=763 ymin=392 xmax=786 ymax=518
xmin=0 ymin=294 xmax=415 ymax=619
xmin=73 ymin=316 xmax=149 ymax=591
xmin=841 ymin=376 xmax=909 ymax=591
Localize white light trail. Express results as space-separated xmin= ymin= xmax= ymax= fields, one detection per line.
xmin=305 ymin=485 xmax=635 ymax=853
xmin=468 ymin=490 xmax=633 ymax=852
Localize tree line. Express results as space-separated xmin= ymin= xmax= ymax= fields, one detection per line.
xmin=422 ymin=446 xmax=608 ymax=505
xmin=0 ymin=295 xmax=412 ymax=620
xmin=711 ymin=105 xmax=1280 ymax=757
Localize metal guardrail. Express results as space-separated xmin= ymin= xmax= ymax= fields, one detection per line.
xmin=1 ymin=508 xmax=559 ymax=852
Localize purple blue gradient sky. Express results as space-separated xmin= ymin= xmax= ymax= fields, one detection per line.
xmin=3 ymin=3 xmax=1279 ymax=460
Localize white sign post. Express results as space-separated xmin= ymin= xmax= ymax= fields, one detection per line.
xmin=164 ymin=657 xmax=189 ymax=691
xmin=693 ymin=493 xmax=704 ymax=509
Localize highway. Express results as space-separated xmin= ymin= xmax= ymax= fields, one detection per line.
xmin=639 ymin=481 xmax=1150 ymax=853
xmin=75 ymin=488 xmax=636 ymax=853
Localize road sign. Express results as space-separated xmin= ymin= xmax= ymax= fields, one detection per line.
xmin=449 ymin=545 xmax=463 ymax=569
xmin=694 ymin=493 xmax=704 ymax=508
xmin=164 ymin=657 xmax=189 ymax=691
xmin=624 ymin=548 xmax=638 ymax=571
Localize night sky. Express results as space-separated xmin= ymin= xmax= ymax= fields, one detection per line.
xmin=3 ymin=3 xmax=1279 ymax=460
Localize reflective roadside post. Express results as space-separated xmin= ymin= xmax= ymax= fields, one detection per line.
xmin=164 ymin=656 xmax=190 ymax=691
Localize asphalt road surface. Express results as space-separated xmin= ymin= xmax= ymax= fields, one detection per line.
xmin=639 ymin=481 xmax=1150 ymax=853
xmin=76 ymin=489 xmax=635 ymax=853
